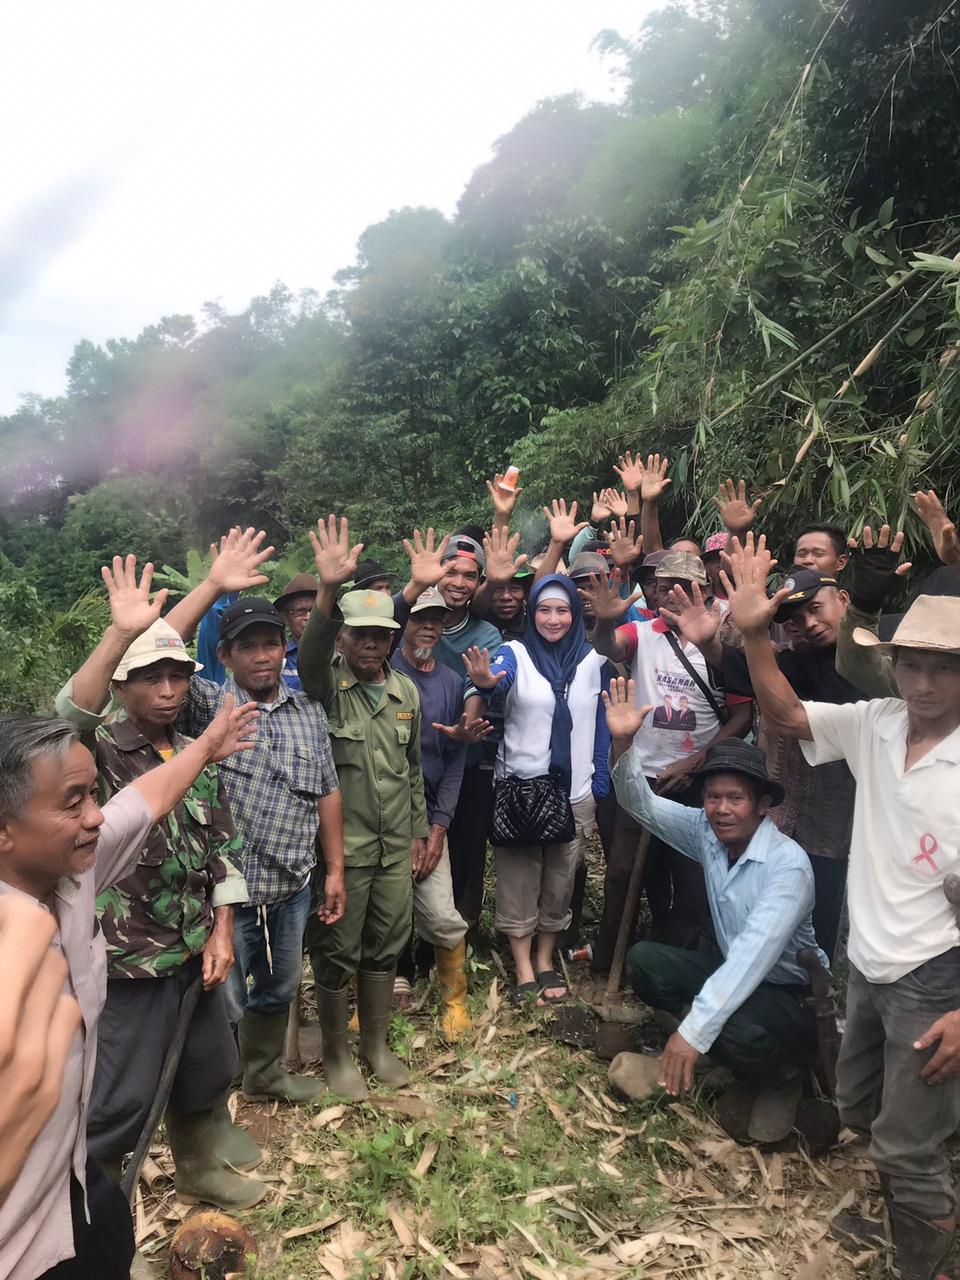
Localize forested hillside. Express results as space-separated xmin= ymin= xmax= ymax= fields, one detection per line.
xmin=4 ymin=0 xmax=960 ymax=709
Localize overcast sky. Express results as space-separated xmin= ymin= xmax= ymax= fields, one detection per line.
xmin=0 ymin=1 xmax=657 ymax=413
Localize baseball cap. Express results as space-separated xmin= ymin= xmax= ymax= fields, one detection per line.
xmin=654 ymin=551 xmax=708 ymax=586
xmin=219 ymin=597 xmax=285 ymax=643
xmin=354 ymin=559 xmax=396 ymax=590
xmin=773 ymin=568 xmax=839 ymax=622
xmin=113 ymin=619 xmax=202 ymax=681
xmin=441 ymin=535 xmax=486 ymax=573
xmin=641 ymin=550 xmax=670 ymax=572
xmin=274 ymin=573 xmax=319 ymax=611
xmin=569 ymin=551 xmax=610 ymax=581
xmin=702 ymin=531 xmax=730 ymax=558
xmin=409 ymin=587 xmax=451 ymax=616
xmin=340 ymin=589 xmax=400 ymax=630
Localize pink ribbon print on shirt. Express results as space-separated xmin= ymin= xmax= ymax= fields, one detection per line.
xmin=911 ymin=833 xmax=940 ymax=878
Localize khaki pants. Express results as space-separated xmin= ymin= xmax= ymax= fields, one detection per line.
xmin=414 ymin=840 xmax=468 ymax=950
xmin=308 ymin=855 xmax=413 ymax=991
xmin=494 ymin=794 xmax=596 ymax=937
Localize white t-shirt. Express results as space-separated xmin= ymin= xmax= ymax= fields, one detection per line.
xmin=801 ymin=697 xmax=960 ymax=983
xmin=618 ymin=619 xmax=745 ymax=776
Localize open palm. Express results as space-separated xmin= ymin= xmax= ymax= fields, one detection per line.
xmin=102 ymin=555 xmax=169 ymax=639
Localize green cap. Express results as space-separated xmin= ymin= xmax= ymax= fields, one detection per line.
xmin=340 ymin=589 xmax=400 ymax=630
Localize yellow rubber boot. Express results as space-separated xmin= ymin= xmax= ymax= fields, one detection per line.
xmin=435 ymin=941 xmax=472 ymax=1041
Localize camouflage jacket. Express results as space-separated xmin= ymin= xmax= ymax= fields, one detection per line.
xmin=55 ymin=699 xmax=248 ymax=979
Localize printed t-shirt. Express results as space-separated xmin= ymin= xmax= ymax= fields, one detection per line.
xmin=801 ymin=697 xmax=960 ymax=983
xmin=616 ymin=618 xmax=749 ymax=776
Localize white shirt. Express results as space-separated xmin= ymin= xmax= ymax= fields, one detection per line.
xmin=801 ymin=697 xmax=960 ymax=983
xmin=617 ymin=619 xmax=742 ymax=776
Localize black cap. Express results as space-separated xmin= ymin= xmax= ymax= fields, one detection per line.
xmin=691 ymin=739 xmax=785 ymax=807
xmin=773 ymin=567 xmax=839 ymax=622
xmin=219 ymin=597 xmax=285 ymax=642
xmin=354 ymin=559 xmax=396 ymax=590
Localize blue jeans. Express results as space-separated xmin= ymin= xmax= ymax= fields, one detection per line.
xmin=226 ymin=883 xmax=311 ymax=1021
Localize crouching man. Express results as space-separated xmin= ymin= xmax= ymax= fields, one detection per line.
xmin=603 ymin=678 xmax=823 ymax=1144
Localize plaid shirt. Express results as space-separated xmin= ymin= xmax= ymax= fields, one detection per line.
xmin=178 ymin=674 xmax=339 ymax=905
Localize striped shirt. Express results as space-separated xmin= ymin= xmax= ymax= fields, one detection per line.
xmin=179 ymin=675 xmax=339 ymax=905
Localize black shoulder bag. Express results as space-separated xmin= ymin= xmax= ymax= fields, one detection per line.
xmin=663 ymin=631 xmax=728 ymax=724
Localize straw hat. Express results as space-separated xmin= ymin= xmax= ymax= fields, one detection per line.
xmin=853 ymin=594 xmax=960 ymax=654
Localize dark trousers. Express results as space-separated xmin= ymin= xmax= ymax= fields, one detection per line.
xmin=626 ymin=941 xmax=816 ymax=1079
xmin=807 ymin=853 xmax=847 ymax=961
xmin=837 ymin=951 xmax=960 ymax=1221
xmin=38 ymin=1160 xmax=134 ymax=1279
xmin=447 ymin=766 xmax=493 ymax=928
xmin=87 ymin=957 xmax=237 ymax=1162
xmin=592 ymin=786 xmax=711 ymax=974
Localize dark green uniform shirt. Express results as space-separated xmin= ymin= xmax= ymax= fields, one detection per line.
xmin=297 ymin=608 xmax=429 ymax=867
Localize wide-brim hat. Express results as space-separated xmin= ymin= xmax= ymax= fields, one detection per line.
xmin=113 ymin=619 xmax=202 ymax=681
xmin=853 ymin=594 xmax=960 ymax=654
xmin=274 ymin=572 xmax=319 ymax=611
xmin=353 ymin=559 xmax=396 ymax=590
xmin=690 ymin=738 xmax=785 ymax=807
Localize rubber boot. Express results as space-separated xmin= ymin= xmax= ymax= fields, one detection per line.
xmin=210 ymin=1093 xmax=263 ymax=1171
xmin=316 ymin=985 xmax=367 ymax=1102
xmin=747 ymin=1067 xmax=803 ymax=1143
xmin=238 ymin=1008 xmax=325 ymax=1103
xmin=165 ymin=1107 xmax=268 ymax=1209
xmin=888 ymin=1201 xmax=954 ymax=1280
xmin=357 ymin=969 xmax=410 ymax=1087
xmin=435 ymin=941 xmax=472 ymax=1041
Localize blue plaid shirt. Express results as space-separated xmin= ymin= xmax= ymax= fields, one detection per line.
xmin=179 ymin=675 xmax=339 ymax=906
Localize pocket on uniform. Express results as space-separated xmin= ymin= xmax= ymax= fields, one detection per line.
xmin=395 ymin=724 xmax=411 ymax=746
xmin=329 ymin=722 xmax=367 ymax=771
xmin=183 ymin=796 xmax=213 ymax=826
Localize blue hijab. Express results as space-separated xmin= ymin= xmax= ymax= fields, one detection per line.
xmin=519 ymin=574 xmax=592 ymax=791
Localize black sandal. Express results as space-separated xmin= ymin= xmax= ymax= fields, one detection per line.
xmin=535 ymin=971 xmax=569 ymax=1004
xmin=512 ymin=981 xmax=541 ymax=1006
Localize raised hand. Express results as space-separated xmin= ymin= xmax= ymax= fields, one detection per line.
xmin=432 ymin=712 xmax=495 ymax=743
xmin=483 ymin=525 xmax=528 ymax=584
xmin=591 ymin=490 xmax=613 ymax=523
xmin=605 ymin=517 xmax=644 ymax=570
xmin=602 ymin=487 xmax=629 ymax=519
xmin=914 ymin=489 xmax=960 ymax=566
xmin=659 ymin=581 xmax=721 ymax=650
xmin=309 ymin=515 xmax=365 ymax=586
xmin=403 ymin=527 xmax=451 ymax=588
xmin=612 ymin=450 xmax=645 ymax=496
xmin=846 ymin=523 xmax=913 ymax=614
xmin=208 ymin=526 xmax=275 ymax=594
xmin=602 ymin=676 xmax=651 ymax=744
xmin=713 ymin=478 xmax=762 ymax=535
xmin=640 ymin=453 xmax=672 ymax=503
xmin=101 ymin=554 xmax=169 ymax=640
xmin=462 ymin=646 xmax=507 ymax=690
xmin=486 ymin=474 xmax=522 ymax=522
xmin=719 ymin=534 xmax=787 ymax=637
xmin=202 ymin=694 xmax=260 ymax=762
xmin=577 ymin=568 xmax=642 ymax=622
xmin=542 ymin=498 xmax=589 ymax=545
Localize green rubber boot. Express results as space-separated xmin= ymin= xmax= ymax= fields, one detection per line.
xmin=357 ymin=970 xmax=410 ymax=1088
xmin=210 ymin=1093 xmax=263 ymax=1171
xmin=238 ymin=1008 xmax=325 ymax=1103
xmin=317 ymin=985 xmax=367 ymax=1102
xmin=165 ymin=1106 xmax=268 ymax=1209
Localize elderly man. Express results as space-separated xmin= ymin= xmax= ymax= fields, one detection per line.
xmin=603 ymin=680 xmax=823 ymax=1140
xmin=297 ymin=516 xmax=429 ymax=1099
xmin=394 ymin=587 xmax=494 ymax=1039
xmin=0 ymin=700 xmax=256 ymax=1280
xmin=274 ymin=572 xmax=319 ymax=692
xmin=581 ymin=550 xmax=752 ymax=956
xmin=56 ymin=558 xmax=266 ymax=1211
xmin=728 ymin=533 xmax=960 ymax=1280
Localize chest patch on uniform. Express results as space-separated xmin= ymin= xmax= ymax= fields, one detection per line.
xmin=339 ymin=679 xmax=352 ymax=688
xmin=396 ymin=710 xmax=414 ymax=721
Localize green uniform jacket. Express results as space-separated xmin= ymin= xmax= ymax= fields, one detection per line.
xmin=836 ymin=601 xmax=898 ymax=698
xmin=298 ymin=607 xmax=429 ymax=867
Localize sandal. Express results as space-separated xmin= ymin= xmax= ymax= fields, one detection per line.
xmin=535 ymin=971 xmax=569 ymax=1004
xmin=512 ymin=981 xmax=541 ymax=1007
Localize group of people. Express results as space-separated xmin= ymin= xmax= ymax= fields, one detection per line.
xmin=1 ymin=451 xmax=959 ymax=1280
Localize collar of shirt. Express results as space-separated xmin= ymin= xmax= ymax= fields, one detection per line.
xmin=707 ymin=814 xmax=777 ymax=867
xmin=109 ymin=713 xmax=187 ymax=755
xmin=333 ymin=658 xmax=407 ymax=704
xmin=651 ymin=617 xmax=670 ymax=634
xmin=223 ymin=672 xmax=292 ymax=711
xmin=873 ymin=701 xmax=960 ymax=767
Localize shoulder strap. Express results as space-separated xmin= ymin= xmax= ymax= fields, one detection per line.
xmin=663 ymin=630 xmax=728 ymax=724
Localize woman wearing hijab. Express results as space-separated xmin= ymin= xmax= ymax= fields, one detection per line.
xmin=463 ymin=575 xmax=613 ymax=1004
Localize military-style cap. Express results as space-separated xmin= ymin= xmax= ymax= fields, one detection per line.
xmin=773 ymin=568 xmax=839 ymax=622
xmin=654 ymin=551 xmax=708 ymax=585
xmin=340 ymin=589 xmax=400 ymax=630
xmin=113 ymin=619 xmax=202 ymax=681
xmin=219 ymin=597 xmax=285 ymax=642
